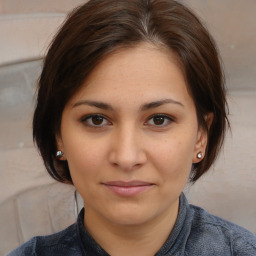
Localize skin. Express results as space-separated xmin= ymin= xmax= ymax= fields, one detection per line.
xmin=57 ymin=43 xmax=209 ymax=256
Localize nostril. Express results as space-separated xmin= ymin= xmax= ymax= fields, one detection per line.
xmin=108 ymin=147 xmax=147 ymax=171
xmin=108 ymin=130 xmax=147 ymax=170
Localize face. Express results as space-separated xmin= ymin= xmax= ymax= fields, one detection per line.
xmin=57 ymin=43 xmax=207 ymax=227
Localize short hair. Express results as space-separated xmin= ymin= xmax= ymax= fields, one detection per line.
xmin=33 ymin=0 xmax=229 ymax=183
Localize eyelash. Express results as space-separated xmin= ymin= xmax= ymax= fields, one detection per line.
xmin=80 ymin=114 xmax=174 ymax=129
xmin=146 ymin=114 xmax=174 ymax=127
xmin=81 ymin=114 xmax=111 ymax=128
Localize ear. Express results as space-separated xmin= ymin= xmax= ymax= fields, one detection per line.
xmin=56 ymin=134 xmax=66 ymax=161
xmin=192 ymin=113 xmax=213 ymax=163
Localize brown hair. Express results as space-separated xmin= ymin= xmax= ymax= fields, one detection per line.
xmin=33 ymin=0 xmax=229 ymax=183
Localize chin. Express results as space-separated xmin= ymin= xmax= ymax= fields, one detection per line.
xmin=104 ymin=206 xmax=158 ymax=227
xmin=110 ymin=215 xmax=151 ymax=226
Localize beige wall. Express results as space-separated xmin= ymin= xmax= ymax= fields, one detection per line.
xmin=0 ymin=0 xmax=255 ymax=254
xmin=0 ymin=0 xmax=86 ymax=64
xmin=184 ymin=0 xmax=256 ymax=232
xmin=0 ymin=0 xmax=85 ymax=14
xmin=187 ymin=0 xmax=256 ymax=90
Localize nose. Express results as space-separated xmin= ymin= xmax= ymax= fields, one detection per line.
xmin=109 ymin=126 xmax=147 ymax=171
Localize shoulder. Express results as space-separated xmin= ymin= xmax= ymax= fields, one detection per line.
xmin=188 ymin=204 xmax=256 ymax=255
xmin=6 ymin=223 xmax=82 ymax=256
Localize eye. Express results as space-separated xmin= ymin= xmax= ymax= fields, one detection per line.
xmin=81 ymin=114 xmax=111 ymax=128
xmin=146 ymin=114 xmax=174 ymax=127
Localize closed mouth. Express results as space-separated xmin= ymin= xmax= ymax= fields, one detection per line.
xmin=102 ymin=180 xmax=154 ymax=187
xmin=101 ymin=180 xmax=155 ymax=196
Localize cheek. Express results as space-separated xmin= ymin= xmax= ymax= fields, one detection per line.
xmin=148 ymin=133 xmax=196 ymax=177
xmin=65 ymin=135 xmax=115 ymax=193
xmin=66 ymin=145 xmax=103 ymax=201
xmin=63 ymin=136 xmax=104 ymax=182
xmin=70 ymin=149 xmax=102 ymax=173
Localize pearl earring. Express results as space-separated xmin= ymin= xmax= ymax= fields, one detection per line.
xmin=197 ymin=152 xmax=203 ymax=159
xmin=56 ymin=150 xmax=64 ymax=158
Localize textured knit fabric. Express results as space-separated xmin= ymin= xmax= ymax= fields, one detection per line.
xmin=7 ymin=194 xmax=256 ymax=256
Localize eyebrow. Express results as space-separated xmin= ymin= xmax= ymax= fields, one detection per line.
xmin=140 ymin=99 xmax=184 ymax=111
xmin=72 ymin=98 xmax=184 ymax=111
xmin=72 ymin=100 xmax=114 ymax=110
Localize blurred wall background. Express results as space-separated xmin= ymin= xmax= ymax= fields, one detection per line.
xmin=0 ymin=0 xmax=255 ymax=254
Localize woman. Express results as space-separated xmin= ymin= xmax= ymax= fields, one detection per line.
xmin=8 ymin=0 xmax=256 ymax=255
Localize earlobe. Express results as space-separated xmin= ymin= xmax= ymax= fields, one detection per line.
xmin=192 ymin=128 xmax=207 ymax=163
xmin=192 ymin=113 xmax=213 ymax=163
xmin=56 ymin=135 xmax=66 ymax=160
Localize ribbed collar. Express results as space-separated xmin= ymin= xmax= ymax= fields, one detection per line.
xmin=76 ymin=193 xmax=191 ymax=256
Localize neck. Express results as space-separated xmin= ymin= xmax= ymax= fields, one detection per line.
xmin=83 ymin=200 xmax=179 ymax=256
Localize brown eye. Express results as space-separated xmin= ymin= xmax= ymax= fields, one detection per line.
xmin=91 ymin=115 xmax=104 ymax=125
xmin=153 ymin=116 xmax=165 ymax=125
xmin=81 ymin=114 xmax=110 ymax=128
xmin=146 ymin=114 xmax=173 ymax=127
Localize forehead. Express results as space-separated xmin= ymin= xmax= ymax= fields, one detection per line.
xmin=67 ymin=43 xmax=193 ymax=109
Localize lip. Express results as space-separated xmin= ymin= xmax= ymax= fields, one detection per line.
xmin=102 ymin=180 xmax=154 ymax=197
